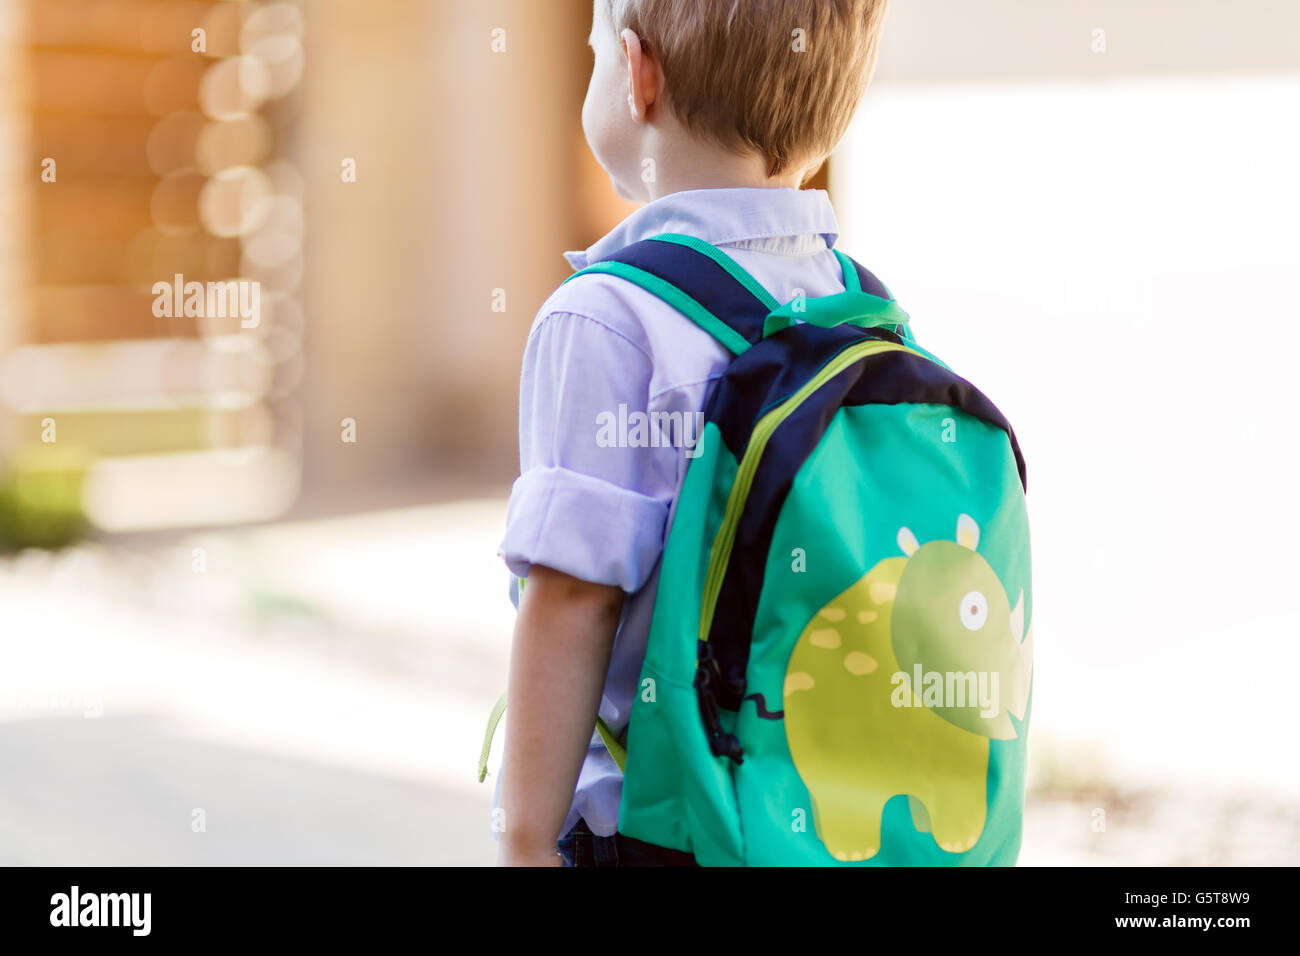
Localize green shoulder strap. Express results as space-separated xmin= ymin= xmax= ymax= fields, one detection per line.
xmin=476 ymin=693 xmax=627 ymax=782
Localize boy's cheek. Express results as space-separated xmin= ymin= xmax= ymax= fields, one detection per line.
xmin=581 ymin=74 xmax=648 ymax=202
xmin=580 ymin=81 xmax=600 ymax=144
xmin=584 ymin=110 xmax=630 ymax=186
xmin=581 ymin=93 xmax=611 ymax=167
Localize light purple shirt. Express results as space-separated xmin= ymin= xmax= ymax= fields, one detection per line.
xmin=495 ymin=187 xmax=855 ymax=839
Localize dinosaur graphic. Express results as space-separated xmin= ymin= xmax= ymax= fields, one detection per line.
xmin=782 ymin=514 xmax=1033 ymax=861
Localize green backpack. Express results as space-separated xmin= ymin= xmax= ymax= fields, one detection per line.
xmin=480 ymin=233 xmax=1034 ymax=866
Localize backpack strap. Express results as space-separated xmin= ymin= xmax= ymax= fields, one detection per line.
xmin=832 ymin=249 xmax=917 ymax=346
xmin=834 ymin=248 xmax=894 ymax=300
xmin=567 ymin=233 xmax=914 ymax=352
xmin=477 ymin=692 xmax=627 ymax=783
xmin=565 ymin=233 xmax=777 ymax=355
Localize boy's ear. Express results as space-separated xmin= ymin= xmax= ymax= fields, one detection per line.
xmin=621 ymin=28 xmax=659 ymax=122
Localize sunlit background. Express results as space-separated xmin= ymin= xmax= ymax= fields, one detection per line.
xmin=1 ymin=0 xmax=1296 ymax=865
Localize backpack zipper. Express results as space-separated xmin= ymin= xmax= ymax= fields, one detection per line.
xmin=697 ymin=338 xmax=924 ymax=649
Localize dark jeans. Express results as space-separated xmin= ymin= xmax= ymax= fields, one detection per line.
xmin=556 ymin=818 xmax=699 ymax=867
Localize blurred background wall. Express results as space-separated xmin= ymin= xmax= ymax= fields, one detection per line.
xmin=5 ymin=0 xmax=307 ymax=534
xmin=5 ymin=0 xmax=1298 ymax=538
xmin=298 ymin=0 xmax=593 ymax=511
xmin=0 ymin=0 xmax=823 ymax=537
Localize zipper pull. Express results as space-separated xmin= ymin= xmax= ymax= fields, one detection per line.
xmin=695 ymin=642 xmax=744 ymax=764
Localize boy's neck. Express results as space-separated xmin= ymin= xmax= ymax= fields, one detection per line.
xmin=639 ymin=128 xmax=813 ymax=201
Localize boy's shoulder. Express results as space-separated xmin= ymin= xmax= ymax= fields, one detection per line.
xmin=533 ymin=267 xmax=641 ymax=330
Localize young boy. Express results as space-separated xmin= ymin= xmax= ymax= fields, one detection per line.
xmin=495 ymin=0 xmax=890 ymax=866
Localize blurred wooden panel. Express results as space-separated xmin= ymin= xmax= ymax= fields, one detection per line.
xmin=30 ymin=1 xmax=236 ymax=57
xmin=3 ymin=337 xmax=271 ymax=409
xmin=33 ymin=236 xmax=141 ymax=285
xmin=29 ymin=53 xmax=210 ymax=118
xmin=12 ymin=405 xmax=270 ymax=456
xmin=31 ymin=115 xmax=159 ymax=175
xmin=30 ymin=178 xmax=157 ymax=239
xmin=32 ymin=230 xmax=240 ymax=289
xmin=32 ymin=288 xmax=183 ymax=342
xmin=0 ymin=0 xmax=26 ymax=354
xmin=30 ymin=271 xmax=247 ymax=345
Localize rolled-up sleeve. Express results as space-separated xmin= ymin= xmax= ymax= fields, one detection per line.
xmin=499 ymin=310 xmax=677 ymax=593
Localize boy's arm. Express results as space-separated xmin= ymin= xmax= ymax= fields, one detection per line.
xmin=497 ymin=564 xmax=624 ymax=866
xmin=495 ymin=302 xmax=674 ymax=865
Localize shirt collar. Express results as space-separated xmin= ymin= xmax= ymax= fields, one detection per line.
xmin=563 ymin=187 xmax=840 ymax=270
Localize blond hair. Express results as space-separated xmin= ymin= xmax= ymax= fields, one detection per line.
xmin=608 ymin=0 xmax=890 ymax=176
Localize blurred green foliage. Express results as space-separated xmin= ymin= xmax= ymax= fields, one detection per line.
xmin=0 ymin=445 xmax=91 ymax=551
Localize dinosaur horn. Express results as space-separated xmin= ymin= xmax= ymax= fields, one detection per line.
xmin=956 ymin=513 xmax=979 ymax=550
xmin=1006 ymin=590 xmax=1033 ymax=722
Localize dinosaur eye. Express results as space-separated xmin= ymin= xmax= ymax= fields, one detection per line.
xmin=959 ymin=591 xmax=988 ymax=631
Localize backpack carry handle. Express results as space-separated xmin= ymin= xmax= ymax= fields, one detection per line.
xmin=762 ymin=290 xmax=912 ymax=340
